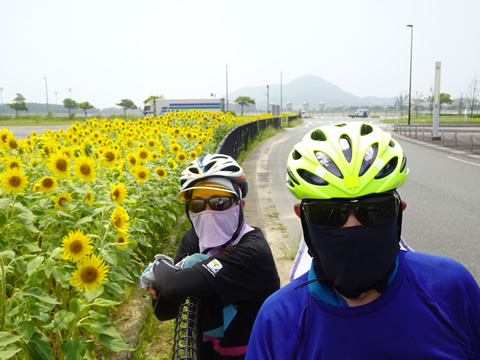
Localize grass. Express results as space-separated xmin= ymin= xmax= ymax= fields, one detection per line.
xmin=0 ymin=113 xmax=137 ymax=126
xmin=280 ymin=233 xmax=302 ymax=260
xmin=236 ymin=126 xmax=281 ymax=164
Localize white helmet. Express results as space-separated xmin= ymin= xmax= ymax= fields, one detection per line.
xmin=177 ymin=154 xmax=248 ymax=202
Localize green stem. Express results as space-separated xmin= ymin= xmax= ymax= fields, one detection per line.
xmin=0 ymin=257 xmax=5 ymax=331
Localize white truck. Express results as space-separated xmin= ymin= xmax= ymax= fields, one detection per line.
xmin=143 ymin=98 xmax=225 ymax=117
xmin=348 ymin=109 xmax=370 ymax=118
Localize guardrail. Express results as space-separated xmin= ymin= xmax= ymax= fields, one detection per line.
xmin=393 ymin=124 xmax=480 ymax=154
xmin=216 ymin=116 xmax=298 ymax=159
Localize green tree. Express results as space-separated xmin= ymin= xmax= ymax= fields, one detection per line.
xmin=234 ymin=96 xmax=255 ymax=116
xmin=143 ymin=95 xmax=164 ymax=104
xmin=7 ymin=93 xmax=28 ymax=117
xmin=63 ymin=98 xmax=78 ymax=115
xmin=78 ymin=101 xmax=94 ymax=118
xmin=466 ymin=77 xmax=479 ymax=117
xmin=116 ymin=99 xmax=138 ymax=117
xmin=439 ymin=93 xmax=454 ymax=112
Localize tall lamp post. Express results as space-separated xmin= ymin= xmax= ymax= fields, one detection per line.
xmin=225 ymin=64 xmax=229 ymax=112
xmin=266 ymin=85 xmax=269 ymax=113
xmin=0 ymin=88 xmax=3 ymax=104
xmin=280 ymin=72 xmax=283 ymax=114
xmin=407 ymin=24 xmax=413 ymax=126
xmin=43 ymin=76 xmax=49 ymax=113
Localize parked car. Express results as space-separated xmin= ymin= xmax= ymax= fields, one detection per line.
xmin=348 ymin=109 xmax=369 ymax=118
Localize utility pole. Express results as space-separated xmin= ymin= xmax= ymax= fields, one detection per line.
xmin=225 ymin=64 xmax=229 ymax=112
xmin=407 ymin=24 xmax=413 ymax=126
xmin=43 ymin=76 xmax=49 ymax=113
xmin=280 ymin=72 xmax=283 ymax=114
xmin=266 ymin=85 xmax=270 ymax=113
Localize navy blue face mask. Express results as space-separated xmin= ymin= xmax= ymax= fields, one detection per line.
xmin=301 ymin=209 xmax=401 ymax=299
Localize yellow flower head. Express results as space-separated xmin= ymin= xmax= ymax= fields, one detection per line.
xmin=100 ymin=148 xmax=119 ymax=168
xmin=154 ymin=167 xmax=167 ymax=179
xmin=0 ymin=129 xmax=13 ymax=149
xmin=35 ymin=176 xmax=58 ymax=193
xmin=126 ymin=153 xmax=138 ymax=168
xmin=189 ymin=150 xmax=198 ymax=160
xmin=0 ymin=167 xmax=28 ymax=194
xmin=5 ymin=134 xmax=18 ymax=150
xmin=167 ymin=158 xmax=177 ymax=170
xmin=54 ymin=192 xmax=73 ymax=211
xmin=48 ymin=152 xmax=71 ymax=179
xmin=4 ymin=156 xmax=23 ymax=171
xmin=176 ymin=151 xmax=187 ymax=163
xmin=116 ymin=232 xmax=130 ymax=250
xmin=111 ymin=182 xmax=128 ymax=204
xmin=111 ymin=206 xmax=130 ymax=232
xmin=146 ymin=138 xmax=157 ymax=149
xmin=137 ymin=149 xmax=150 ymax=162
xmin=170 ymin=143 xmax=181 ymax=154
xmin=85 ymin=190 xmax=95 ymax=205
xmin=61 ymin=230 xmax=93 ymax=262
xmin=74 ymin=155 xmax=96 ymax=182
xmin=69 ymin=254 xmax=109 ymax=292
xmin=133 ymin=165 xmax=150 ymax=183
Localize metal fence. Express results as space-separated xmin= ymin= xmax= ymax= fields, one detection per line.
xmin=393 ymin=124 xmax=480 ymax=154
xmin=216 ymin=116 xmax=296 ymax=159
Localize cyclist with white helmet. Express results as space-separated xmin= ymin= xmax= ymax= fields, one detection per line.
xmin=246 ymin=123 xmax=480 ymax=359
xmin=141 ymin=154 xmax=280 ymax=359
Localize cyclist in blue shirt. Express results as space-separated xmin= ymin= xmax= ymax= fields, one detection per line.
xmin=246 ymin=122 xmax=480 ymax=359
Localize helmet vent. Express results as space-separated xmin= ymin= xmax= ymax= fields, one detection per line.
xmin=360 ymin=124 xmax=373 ymax=136
xmin=375 ymin=157 xmax=398 ymax=179
xmin=400 ymin=154 xmax=407 ymax=172
xmin=292 ymin=150 xmax=302 ymax=160
xmin=359 ymin=143 xmax=378 ymax=176
xmin=298 ymin=169 xmax=329 ymax=186
xmin=287 ymin=167 xmax=300 ymax=185
xmin=311 ymin=129 xmax=327 ymax=141
xmin=222 ymin=165 xmax=242 ymax=173
xmin=203 ymin=162 xmax=215 ymax=172
xmin=315 ymin=151 xmax=343 ymax=178
xmin=334 ymin=123 xmax=347 ymax=127
xmin=340 ymin=135 xmax=352 ymax=163
xmin=188 ymin=167 xmax=199 ymax=174
xmin=389 ymin=140 xmax=396 ymax=148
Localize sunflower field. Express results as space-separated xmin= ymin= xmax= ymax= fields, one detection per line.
xmin=0 ymin=110 xmax=274 ymax=360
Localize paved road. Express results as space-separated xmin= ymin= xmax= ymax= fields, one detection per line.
xmin=6 ymin=125 xmax=68 ymax=139
xmin=243 ymin=115 xmax=480 ymax=284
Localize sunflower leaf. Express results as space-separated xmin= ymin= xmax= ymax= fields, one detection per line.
xmin=27 ymin=256 xmax=44 ymax=276
xmin=61 ymin=337 xmax=87 ymax=360
xmin=53 ymin=310 xmax=76 ymax=331
xmin=0 ymin=332 xmax=21 ymax=347
xmin=21 ymin=287 xmax=60 ymax=305
xmin=75 ymin=216 xmax=93 ymax=226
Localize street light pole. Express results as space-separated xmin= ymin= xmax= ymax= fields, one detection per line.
xmin=225 ymin=64 xmax=229 ymax=112
xmin=266 ymin=85 xmax=269 ymax=113
xmin=43 ymin=76 xmax=49 ymax=113
xmin=0 ymin=88 xmax=3 ymax=104
xmin=280 ymin=72 xmax=283 ymax=114
xmin=407 ymin=24 xmax=413 ymax=126
xmin=68 ymin=88 xmax=72 ymax=99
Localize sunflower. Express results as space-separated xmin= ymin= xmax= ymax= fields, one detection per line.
xmin=35 ymin=176 xmax=58 ymax=193
xmin=137 ymin=149 xmax=150 ymax=162
xmin=111 ymin=206 xmax=129 ymax=232
xmin=154 ymin=167 xmax=167 ymax=179
xmin=0 ymin=167 xmax=28 ymax=194
xmin=115 ymin=232 xmax=130 ymax=250
xmin=53 ymin=192 xmax=72 ymax=211
xmin=61 ymin=147 xmax=75 ymax=159
xmin=126 ymin=153 xmax=138 ymax=168
xmin=146 ymin=138 xmax=157 ymax=149
xmin=0 ymin=129 xmax=12 ymax=148
xmin=150 ymin=151 xmax=159 ymax=161
xmin=100 ymin=148 xmax=119 ymax=168
xmin=5 ymin=134 xmax=18 ymax=150
xmin=61 ymin=230 xmax=93 ymax=262
xmin=47 ymin=152 xmax=71 ymax=179
xmin=167 ymin=158 xmax=177 ymax=170
xmin=3 ymin=156 xmax=23 ymax=171
xmin=133 ymin=165 xmax=150 ymax=183
xmin=85 ymin=190 xmax=95 ymax=205
xmin=170 ymin=143 xmax=181 ymax=153
xmin=69 ymin=254 xmax=109 ymax=292
xmin=111 ymin=183 xmax=127 ymax=204
xmin=74 ymin=155 xmax=96 ymax=182
xmin=189 ymin=150 xmax=198 ymax=160
xmin=176 ymin=151 xmax=187 ymax=163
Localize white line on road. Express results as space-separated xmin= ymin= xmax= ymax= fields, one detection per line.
xmin=447 ymin=156 xmax=480 ymax=167
xmin=304 ymin=121 xmax=312 ymax=128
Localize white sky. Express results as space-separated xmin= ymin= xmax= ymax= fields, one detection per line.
xmin=1 ymin=0 xmax=479 ymax=109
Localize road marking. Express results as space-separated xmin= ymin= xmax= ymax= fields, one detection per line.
xmin=304 ymin=121 xmax=312 ymax=128
xmin=447 ymin=156 xmax=480 ymax=167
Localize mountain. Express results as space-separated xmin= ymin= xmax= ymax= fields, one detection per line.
xmin=228 ymin=75 xmax=395 ymax=110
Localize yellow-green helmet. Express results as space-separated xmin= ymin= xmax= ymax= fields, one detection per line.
xmin=286 ymin=122 xmax=409 ymax=199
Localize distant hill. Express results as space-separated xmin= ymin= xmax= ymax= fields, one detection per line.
xmin=228 ymin=75 xmax=395 ymax=111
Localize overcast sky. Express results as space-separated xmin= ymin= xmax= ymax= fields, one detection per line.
xmin=1 ymin=0 xmax=479 ymax=109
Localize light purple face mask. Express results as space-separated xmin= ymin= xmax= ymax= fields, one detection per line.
xmin=190 ymin=204 xmax=240 ymax=252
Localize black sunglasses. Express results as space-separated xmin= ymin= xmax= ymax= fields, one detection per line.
xmin=187 ymin=196 xmax=237 ymax=213
xmin=302 ymin=192 xmax=400 ymax=229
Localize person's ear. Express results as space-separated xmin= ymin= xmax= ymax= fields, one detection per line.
xmin=241 ymin=199 xmax=245 ymax=208
xmin=294 ymin=203 xmax=301 ymax=218
xmin=401 ymin=201 xmax=407 ymax=211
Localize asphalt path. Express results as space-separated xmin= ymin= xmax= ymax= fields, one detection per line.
xmin=243 ymin=115 xmax=480 ymax=284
